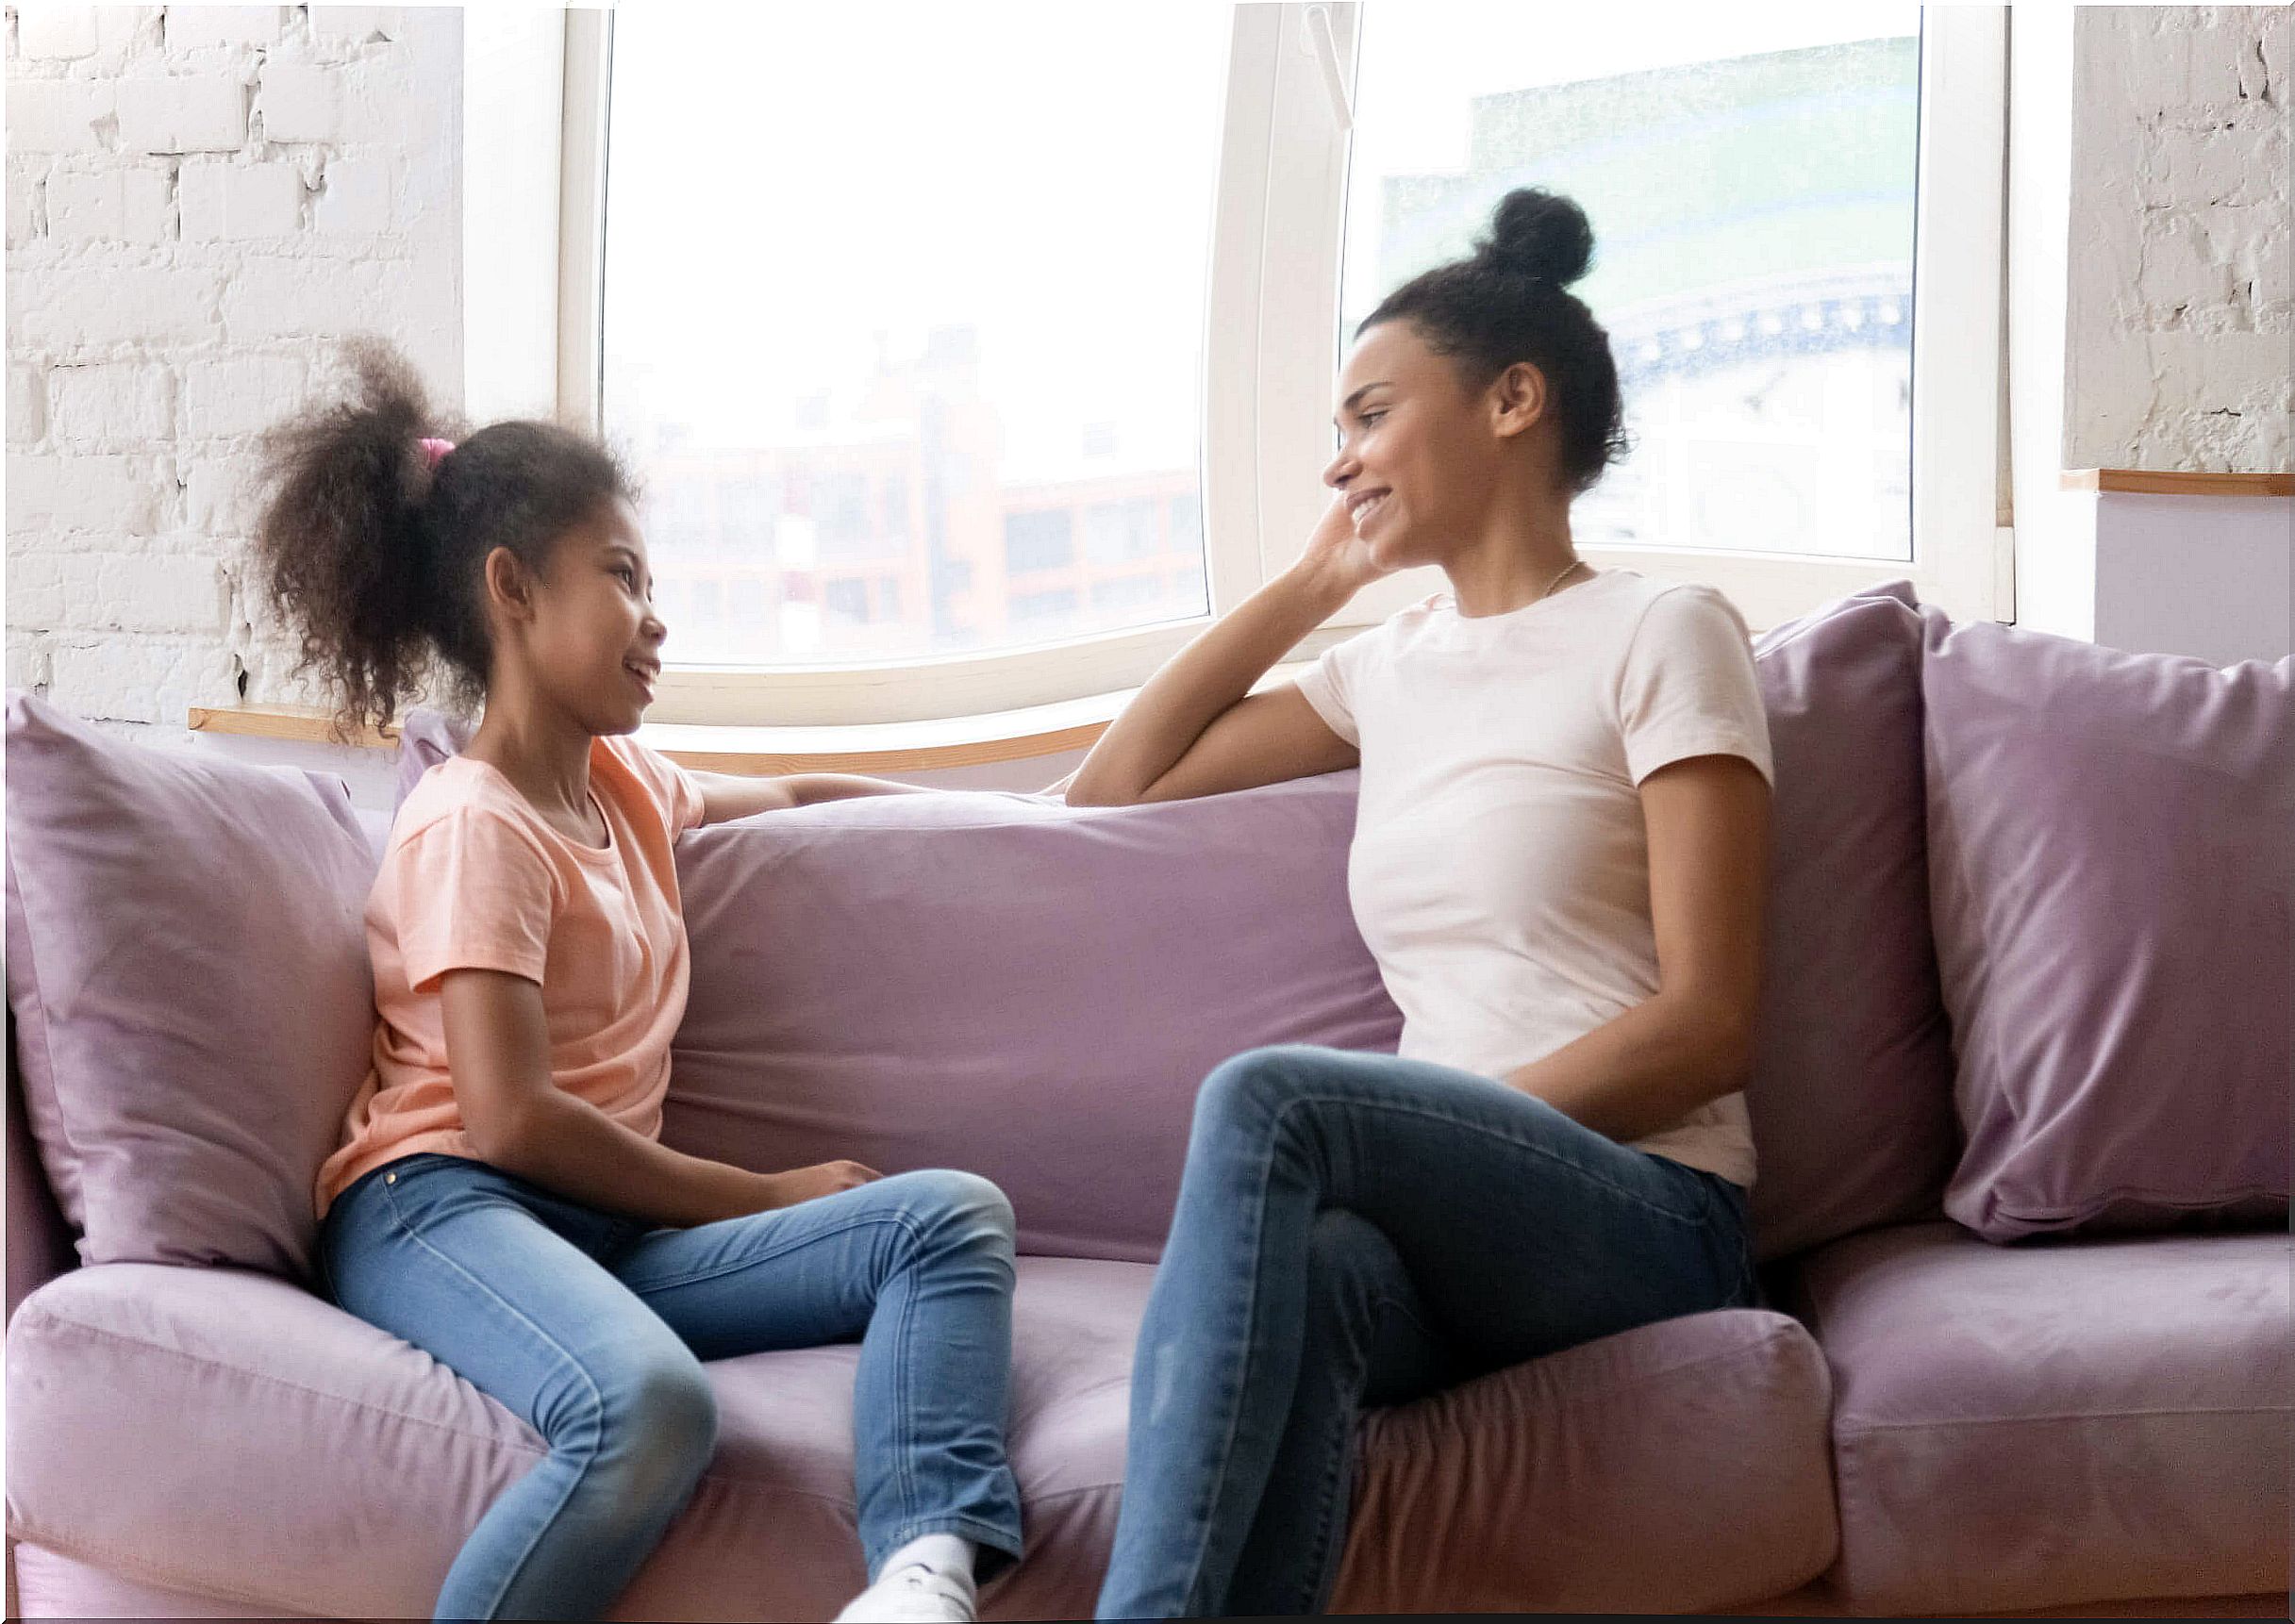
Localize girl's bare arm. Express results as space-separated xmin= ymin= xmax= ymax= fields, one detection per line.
xmin=439 ymin=968 xmax=875 ymax=1224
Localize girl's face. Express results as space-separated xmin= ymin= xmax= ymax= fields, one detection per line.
xmin=507 ymin=497 xmax=667 ymax=735
xmin=1322 ymin=320 xmax=1543 ymax=572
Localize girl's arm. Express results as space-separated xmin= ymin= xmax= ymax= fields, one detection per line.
xmin=440 ymin=967 xmax=878 ymax=1225
xmin=1499 ymin=754 xmax=1771 ymax=1137
xmin=1064 ymin=499 xmax=1374 ymax=807
xmin=690 ymin=769 xmax=933 ymax=827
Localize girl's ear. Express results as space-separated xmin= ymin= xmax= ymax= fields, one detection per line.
xmin=1490 ymin=361 xmax=1549 ymax=440
xmin=483 ymin=545 xmax=537 ymax=625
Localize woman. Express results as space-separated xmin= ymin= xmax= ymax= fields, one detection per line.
xmin=1072 ymin=189 xmax=1772 ymax=1616
xmin=258 ymin=343 xmax=1020 ymax=1624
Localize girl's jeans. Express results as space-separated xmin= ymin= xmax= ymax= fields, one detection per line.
xmin=321 ymin=1152 xmax=1025 ymax=1622
xmin=1094 ymin=1045 xmax=1759 ymax=1619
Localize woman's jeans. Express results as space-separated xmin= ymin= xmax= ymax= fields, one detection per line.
xmin=1095 ymin=1045 xmax=1759 ymax=1619
xmin=321 ymin=1152 xmax=1025 ymax=1622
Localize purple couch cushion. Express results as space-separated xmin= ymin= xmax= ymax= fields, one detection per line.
xmin=2 ymin=692 xmax=380 ymax=1278
xmin=1794 ymin=1221 xmax=2290 ymax=1614
xmin=1339 ymin=1307 xmax=1837 ymax=1613
xmin=665 ymin=779 xmax=1403 ymax=1261
xmin=1921 ymin=616 xmax=2291 ymax=1239
xmin=1742 ymin=582 xmax=1957 ymax=1261
xmin=6 ymin=1260 xmax=1831 ymax=1618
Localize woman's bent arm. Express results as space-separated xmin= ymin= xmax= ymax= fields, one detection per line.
xmin=1066 ymin=564 xmax=1360 ymax=806
xmin=440 ymin=968 xmax=875 ymax=1226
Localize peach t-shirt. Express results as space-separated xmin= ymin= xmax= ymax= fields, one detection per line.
xmin=313 ymin=733 xmax=707 ymax=1218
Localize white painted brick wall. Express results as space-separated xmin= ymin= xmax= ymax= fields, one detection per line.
xmin=2066 ymin=6 xmax=2293 ymax=472
xmin=7 ymin=3 xmax=460 ymax=739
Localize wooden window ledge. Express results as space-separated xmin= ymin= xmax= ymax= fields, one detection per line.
xmin=2061 ymin=469 xmax=2293 ymax=496
xmin=188 ymin=691 xmax=1139 ymax=775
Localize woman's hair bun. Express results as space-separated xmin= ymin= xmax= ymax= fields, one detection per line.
xmin=1478 ymin=187 xmax=1595 ymax=287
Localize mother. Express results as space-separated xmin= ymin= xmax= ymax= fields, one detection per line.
xmin=1069 ymin=188 xmax=1773 ymax=1617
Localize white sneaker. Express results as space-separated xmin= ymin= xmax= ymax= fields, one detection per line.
xmin=832 ymin=1561 xmax=979 ymax=1624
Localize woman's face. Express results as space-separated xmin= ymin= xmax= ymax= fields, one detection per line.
xmin=504 ymin=497 xmax=667 ymax=735
xmin=1322 ymin=321 xmax=1534 ymax=572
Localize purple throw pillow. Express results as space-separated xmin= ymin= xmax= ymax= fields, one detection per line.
xmin=1743 ymin=583 xmax=1959 ymax=1261
xmin=394 ymin=706 xmax=474 ymax=806
xmin=1921 ymin=612 xmax=2290 ymax=1240
xmin=3 ymin=691 xmax=380 ymax=1276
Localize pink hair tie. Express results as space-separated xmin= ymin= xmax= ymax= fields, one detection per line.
xmin=418 ymin=437 xmax=457 ymax=472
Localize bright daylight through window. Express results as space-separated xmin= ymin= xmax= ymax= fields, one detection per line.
xmin=1342 ymin=4 xmax=1921 ymax=562
xmin=600 ymin=5 xmax=1228 ymax=668
xmin=598 ymin=4 xmax=1929 ymax=680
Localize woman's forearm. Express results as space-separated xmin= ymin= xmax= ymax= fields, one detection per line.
xmin=1501 ymin=992 xmax=1755 ymax=1145
xmin=1068 ymin=565 xmax=1350 ymax=805
xmin=478 ymin=1088 xmax=773 ymax=1228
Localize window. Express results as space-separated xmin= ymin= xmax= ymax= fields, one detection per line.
xmin=592 ymin=3 xmax=1227 ymax=696
xmin=1342 ymin=19 xmax=1922 ymax=563
xmin=490 ymin=3 xmax=2004 ymax=726
xmin=1005 ymin=509 xmax=1076 ymax=576
xmin=1084 ymin=499 xmax=1162 ymax=566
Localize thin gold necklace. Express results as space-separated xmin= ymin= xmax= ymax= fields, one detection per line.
xmin=1536 ymin=556 xmax=1586 ymax=603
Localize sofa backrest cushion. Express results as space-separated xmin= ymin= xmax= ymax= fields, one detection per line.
xmin=665 ymin=778 xmax=1403 ymax=1261
xmin=1921 ymin=614 xmax=2290 ymax=1240
xmin=1742 ymin=582 xmax=1959 ymax=1260
xmin=3 ymin=691 xmax=380 ymax=1278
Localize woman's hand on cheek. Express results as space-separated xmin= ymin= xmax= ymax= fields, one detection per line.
xmin=1290 ymin=493 xmax=1389 ymax=607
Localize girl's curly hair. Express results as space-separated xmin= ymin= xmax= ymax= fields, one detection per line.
xmin=252 ymin=340 xmax=635 ymax=741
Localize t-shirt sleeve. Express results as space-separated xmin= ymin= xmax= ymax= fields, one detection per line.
xmin=1617 ymin=585 xmax=1775 ymax=788
xmin=1292 ymin=627 xmax=1375 ymax=748
xmin=624 ymin=739 xmax=707 ymax=836
xmin=387 ymin=809 xmax=559 ymax=993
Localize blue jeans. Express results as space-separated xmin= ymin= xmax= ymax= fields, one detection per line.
xmin=1095 ymin=1045 xmax=1759 ymax=1618
xmin=321 ymin=1152 xmax=1024 ymax=1622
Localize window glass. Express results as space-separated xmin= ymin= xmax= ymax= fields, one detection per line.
xmin=1342 ymin=4 xmax=1921 ymax=561
xmin=602 ymin=6 xmax=1227 ymax=666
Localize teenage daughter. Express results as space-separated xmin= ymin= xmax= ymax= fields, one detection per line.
xmin=258 ymin=344 xmax=1021 ymax=1624
xmin=1071 ymin=189 xmax=1773 ymax=1616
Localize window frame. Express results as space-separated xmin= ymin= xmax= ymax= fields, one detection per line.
xmin=469 ymin=4 xmax=2009 ymax=729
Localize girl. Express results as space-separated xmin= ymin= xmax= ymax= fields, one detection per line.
xmin=258 ymin=344 xmax=1022 ymax=1624
xmin=1071 ymin=189 xmax=1772 ymax=1616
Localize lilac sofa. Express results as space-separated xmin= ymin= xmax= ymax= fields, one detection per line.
xmin=6 ymin=583 xmax=2287 ymax=1619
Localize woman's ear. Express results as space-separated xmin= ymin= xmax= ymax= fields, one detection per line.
xmin=1490 ymin=361 xmax=1549 ymax=440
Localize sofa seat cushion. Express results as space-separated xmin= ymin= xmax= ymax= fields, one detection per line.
xmin=7 ymin=1261 xmax=1835 ymax=1618
xmin=1795 ymin=1221 xmax=2291 ymax=1615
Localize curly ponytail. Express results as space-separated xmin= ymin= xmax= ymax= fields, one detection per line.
xmin=253 ymin=339 xmax=634 ymax=740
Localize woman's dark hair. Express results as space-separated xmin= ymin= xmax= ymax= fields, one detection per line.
xmin=1358 ymin=187 xmax=1629 ymax=493
xmin=253 ymin=340 xmax=634 ymax=739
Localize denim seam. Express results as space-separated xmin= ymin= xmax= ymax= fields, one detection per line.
xmin=1291 ymin=1291 xmax=1405 ymax=1614
xmin=619 ymin=1211 xmax=926 ymax=1298
xmin=890 ymin=1224 xmax=922 ymax=1560
xmin=1172 ymin=1092 xmax=1289 ymax=1612
xmin=379 ymin=1182 xmax=611 ymax=1620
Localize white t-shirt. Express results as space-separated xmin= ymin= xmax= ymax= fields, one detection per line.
xmin=1293 ymin=565 xmax=1772 ymax=1188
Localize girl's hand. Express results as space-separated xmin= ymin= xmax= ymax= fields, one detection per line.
xmin=1288 ymin=493 xmax=1390 ymax=608
xmin=755 ymin=1159 xmax=883 ymax=1210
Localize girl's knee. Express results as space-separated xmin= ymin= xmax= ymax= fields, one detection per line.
xmin=891 ymin=1168 xmax=1017 ymax=1255
xmin=598 ymin=1351 xmax=718 ymax=1466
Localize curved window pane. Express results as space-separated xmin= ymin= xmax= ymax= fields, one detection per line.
xmin=602 ymin=6 xmax=1227 ymax=666
xmin=1342 ymin=4 xmax=1921 ymax=560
